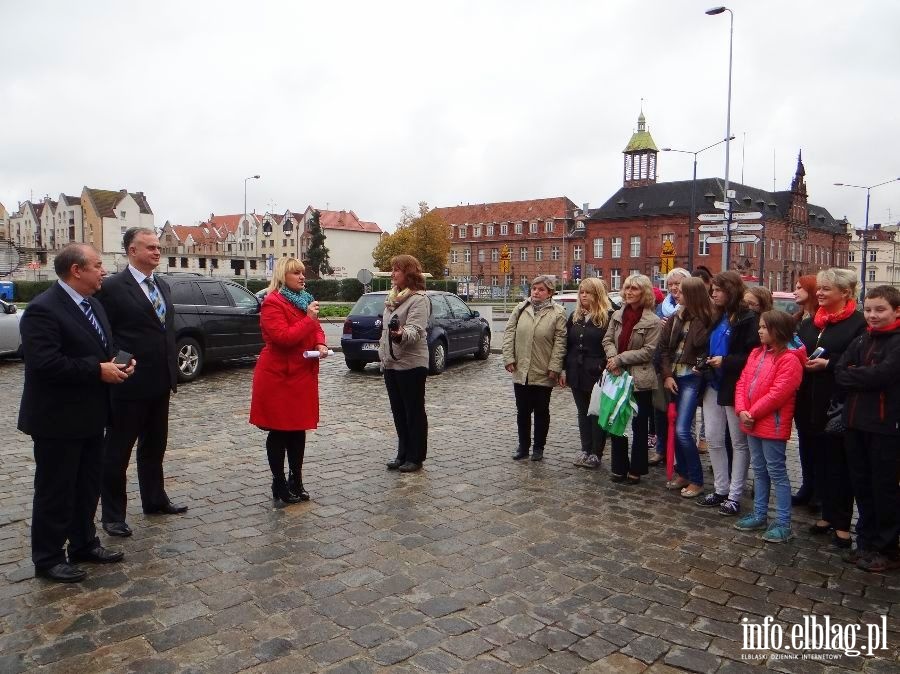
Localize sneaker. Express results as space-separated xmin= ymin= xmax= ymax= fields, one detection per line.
xmin=583 ymin=454 xmax=601 ymax=470
xmin=647 ymin=434 xmax=657 ymax=449
xmin=573 ymin=451 xmax=589 ymax=467
xmin=734 ymin=513 xmax=768 ymax=531
xmin=761 ymin=523 xmax=795 ymax=543
xmin=719 ymin=499 xmax=741 ymax=516
xmin=856 ymin=552 xmax=900 ymax=573
xmin=697 ymin=493 xmax=728 ymax=507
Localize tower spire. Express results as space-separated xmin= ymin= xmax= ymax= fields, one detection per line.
xmin=622 ymin=110 xmax=658 ymax=188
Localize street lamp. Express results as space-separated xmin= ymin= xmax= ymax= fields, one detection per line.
xmin=243 ymin=174 xmax=260 ymax=286
xmin=706 ymin=5 xmax=734 ymax=270
xmin=834 ymin=177 xmax=900 ymax=298
xmin=662 ymin=135 xmax=734 ymax=271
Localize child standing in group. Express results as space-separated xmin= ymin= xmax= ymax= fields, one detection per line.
xmin=733 ymin=311 xmax=806 ymax=543
xmin=835 ymin=285 xmax=900 ymax=572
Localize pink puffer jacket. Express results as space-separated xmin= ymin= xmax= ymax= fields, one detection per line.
xmin=734 ymin=342 xmax=806 ymax=440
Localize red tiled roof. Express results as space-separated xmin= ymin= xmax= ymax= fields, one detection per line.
xmin=171 ymin=223 xmax=226 ymax=244
xmin=432 ymin=197 xmax=578 ymax=226
xmin=207 ymin=213 xmax=245 ymax=234
xmin=317 ymin=209 xmax=382 ymax=234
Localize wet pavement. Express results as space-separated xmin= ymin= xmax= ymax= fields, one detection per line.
xmin=0 ymin=355 xmax=897 ymax=673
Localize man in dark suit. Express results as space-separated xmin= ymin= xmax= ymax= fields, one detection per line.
xmin=19 ymin=243 xmax=131 ymax=582
xmin=98 ymin=227 xmax=186 ymax=538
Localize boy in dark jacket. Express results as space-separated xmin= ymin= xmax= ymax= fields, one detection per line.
xmin=835 ymin=285 xmax=900 ymax=573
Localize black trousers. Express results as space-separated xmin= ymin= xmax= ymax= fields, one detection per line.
xmin=101 ymin=393 xmax=171 ymax=523
xmin=571 ymin=387 xmax=607 ymax=457
xmin=611 ymin=390 xmax=652 ymax=477
xmin=32 ymin=435 xmax=103 ymax=568
xmin=815 ymin=431 xmax=854 ymax=532
xmin=845 ymin=430 xmax=900 ymax=553
xmin=384 ymin=367 xmax=428 ymax=464
xmin=514 ymin=383 xmax=553 ymax=452
xmin=795 ymin=427 xmax=816 ymax=499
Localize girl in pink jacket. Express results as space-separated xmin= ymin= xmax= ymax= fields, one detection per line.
xmin=733 ymin=311 xmax=806 ymax=543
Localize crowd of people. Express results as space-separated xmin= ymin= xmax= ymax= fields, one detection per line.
xmin=503 ymin=269 xmax=900 ymax=573
xmin=17 ymin=236 xmax=899 ymax=583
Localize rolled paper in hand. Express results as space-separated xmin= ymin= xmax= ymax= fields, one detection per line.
xmin=303 ymin=349 xmax=334 ymax=359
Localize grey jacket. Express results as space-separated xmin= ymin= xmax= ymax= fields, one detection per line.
xmin=502 ymin=301 xmax=567 ymax=387
xmin=379 ymin=292 xmax=430 ymax=371
xmin=602 ymin=307 xmax=662 ymax=391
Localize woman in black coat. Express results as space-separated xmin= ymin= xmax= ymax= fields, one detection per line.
xmin=560 ymin=277 xmax=613 ymax=470
xmin=795 ymin=268 xmax=866 ymax=548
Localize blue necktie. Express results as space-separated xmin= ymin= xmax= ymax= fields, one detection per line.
xmin=144 ymin=278 xmax=166 ymax=326
xmin=80 ymin=299 xmax=108 ymax=348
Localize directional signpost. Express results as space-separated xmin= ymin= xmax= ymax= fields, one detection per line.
xmin=699 ymin=224 xmax=727 ymax=232
xmin=732 ymin=211 xmax=762 ymax=221
xmin=733 ymin=223 xmax=762 ymax=232
xmin=706 ymin=234 xmax=759 ymax=244
xmin=714 ymin=201 xmax=731 ymax=210
xmin=698 ymin=213 xmax=727 ymax=222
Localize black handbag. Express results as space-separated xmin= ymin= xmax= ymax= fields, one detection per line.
xmin=824 ymin=400 xmax=846 ymax=435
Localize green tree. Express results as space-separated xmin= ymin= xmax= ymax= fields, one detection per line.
xmin=372 ymin=202 xmax=451 ymax=277
xmin=305 ymin=210 xmax=333 ymax=278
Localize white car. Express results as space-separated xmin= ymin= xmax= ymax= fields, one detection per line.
xmin=0 ymin=298 xmax=22 ymax=358
xmin=555 ymin=290 xmax=623 ymax=317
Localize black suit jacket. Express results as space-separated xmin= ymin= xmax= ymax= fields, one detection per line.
xmin=95 ymin=269 xmax=178 ymax=399
xmin=18 ymin=283 xmax=114 ymax=438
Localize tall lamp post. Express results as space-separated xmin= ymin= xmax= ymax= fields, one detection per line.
xmin=834 ymin=177 xmax=900 ymax=298
xmin=243 ymin=174 xmax=260 ymax=286
xmin=662 ymin=135 xmax=734 ymax=271
xmin=706 ymin=5 xmax=734 ymax=270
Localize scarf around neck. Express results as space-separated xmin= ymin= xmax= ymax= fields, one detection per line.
xmin=280 ymin=286 xmax=314 ymax=312
xmin=868 ymin=317 xmax=900 ymax=334
xmin=385 ymin=287 xmax=412 ymax=310
xmin=530 ymin=297 xmax=553 ymax=312
xmin=813 ymin=299 xmax=857 ymax=329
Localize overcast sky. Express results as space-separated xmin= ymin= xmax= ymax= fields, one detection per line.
xmin=2 ymin=0 xmax=898 ymax=233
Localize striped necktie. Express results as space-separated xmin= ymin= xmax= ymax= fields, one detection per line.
xmin=144 ymin=278 xmax=167 ymax=325
xmin=80 ymin=299 xmax=108 ymax=348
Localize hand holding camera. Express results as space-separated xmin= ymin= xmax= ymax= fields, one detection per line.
xmin=388 ymin=314 xmax=402 ymax=343
xmin=694 ymin=356 xmax=711 ymax=372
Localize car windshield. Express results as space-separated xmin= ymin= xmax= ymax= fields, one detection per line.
xmin=350 ymin=294 xmax=386 ymax=317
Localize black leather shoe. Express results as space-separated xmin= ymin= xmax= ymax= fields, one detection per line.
xmin=386 ymin=458 xmax=403 ymax=470
xmin=143 ymin=502 xmax=188 ymax=515
xmin=35 ymin=562 xmax=86 ymax=583
xmin=69 ymin=545 xmax=124 ymax=565
xmin=530 ymin=450 xmax=544 ymax=462
xmin=398 ymin=462 xmax=422 ymax=473
xmin=102 ymin=522 xmax=132 ymax=537
xmin=512 ymin=447 xmax=529 ymax=460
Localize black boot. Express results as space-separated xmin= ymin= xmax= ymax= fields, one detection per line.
xmin=512 ymin=447 xmax=529 ymax=460
xmin=272 ymin=476 xmax=301 ymax=505
xmin=288 ymin=472 xmax=310 ymax=501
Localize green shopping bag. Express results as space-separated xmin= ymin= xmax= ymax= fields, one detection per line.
xmin=596 ymin=370 xmax=638 ymax=436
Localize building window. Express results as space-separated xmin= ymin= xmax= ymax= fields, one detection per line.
xmin=463 ymin=249 xmax=471 ymax=263
xmin=778 ymin=240 xmax=783 ymax=260
xmin=611 ymin=237 xmax=622 ymax=258
xmin=168 ymin=257 xmax=176 ymax=267
xmin=520 ymin=247 xmax=528 ymax=261
xmin=450 ymin=250 xmax=458 ymax=263
xmin=500 ymin=224 xmax=508 ymax=236
xmin=535 ymin=246 xmax=543 ymax=261
xmin=848 ymin=250 xmax=855 ymax=262
xmin=211 ymin=258 xmax=219 ymax=269
xmin=515 ymin=222 xmax=523 ymax=235
xmin=491 ymin=248 xmax=499 ymax=262
xmin=630 ymin=236 xmax=641 ymax=257
xmin=551 ymin=245 xmax=560 ymax=261
xmin=474 ymin=225 xmax=481 ymax=237
xmin=593 ymin=238 xmax=604 ymax=258
xmin=869 ymin=249 xmax=877 ymax=262
xmin=487 ymin=224 xmax=494 ymax=237
xmin=739 ymin=242 xmax=746 ymax=256
xmin=458 ymin=226 xmax=467 ymax=239
xmin=573 ymin=245 xmax=582 ymax=261
xmin=198 ymin=257 xmax=206 ymax=268
xmin=611 ymin=269 xmax=621 ymax=290
xmin=180 ymin=257 xmax=188 ymax=268
xmin=545 ymin=220 xmax=553 ymax=233
xmin=478 ymin=249 xmax=485 ymax=262
xmin=530 ymin=221 xmax=538 ymax=234
xmin=698 ymin=233 xmax=710 ymax=256
xmin=868 ymin=268 xmax=876 ymax=282
xmin=520 ymin=275 xmax=528 ymax=286
xmin=491 ymin=276 xmax=498 ymax=286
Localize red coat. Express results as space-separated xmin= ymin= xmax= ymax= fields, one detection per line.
xmin=249 ymin=291 xmax=326 ymax=431
xmin=735 ymin=343 xmax=806 ymax=440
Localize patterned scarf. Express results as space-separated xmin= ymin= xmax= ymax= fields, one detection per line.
xmin=280 ymin=286 xmax=315 ymax=312
xmin=530 ymin=297 xmax=553 ymax=312
xmin=385 ymin=287 xmax=412 ymax=310
xmin=813 ymin=299 xmax=857 ymax=329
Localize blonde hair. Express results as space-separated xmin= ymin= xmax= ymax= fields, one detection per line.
xmin=573 ymin=277 xmax=612 ymax=327
xmin=267 ymin=256 xmax=305 ymax=293
xmin=816 ymin=268 xmax=857 ymax=299
xmin=621 ymin=274 xmax=655 ymax=310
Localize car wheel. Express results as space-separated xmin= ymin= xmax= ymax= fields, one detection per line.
xmin=345 ymin=358 xmax=366 ymax=372
xmin=429 ymin=339 xmax=447 ymax=375
xmin=474 ymin=330 xmax=490 ymax=360
xmin=176 ymin=337 xmax=204 ymax=382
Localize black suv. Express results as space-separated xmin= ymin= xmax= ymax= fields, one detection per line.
xmin=161 ymin=274 xmax=263 ymax=382
xmin=341 ymin=291 xmax=491 ymax=374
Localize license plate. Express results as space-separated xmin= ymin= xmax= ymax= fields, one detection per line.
xmin=361 ymin=343 xmax=379 ymax=351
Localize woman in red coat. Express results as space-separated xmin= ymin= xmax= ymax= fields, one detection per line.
xmin=250 ymin=257 xmax=328 ymax=504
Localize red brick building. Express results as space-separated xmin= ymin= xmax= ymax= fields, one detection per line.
xmin=436 ymin=197 xmax=584 ymax=289
xmin=583 ymin=115 xmax=850 ymax=291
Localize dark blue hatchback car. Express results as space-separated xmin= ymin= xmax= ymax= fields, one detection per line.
xmin=341 ymin=291 xmax=491 ymax=374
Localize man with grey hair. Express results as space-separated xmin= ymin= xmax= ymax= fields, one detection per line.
xmin=97 ymin=227 xmax=185 ymax=538
xmin=18 ymin=243 xmax=131 ymax=582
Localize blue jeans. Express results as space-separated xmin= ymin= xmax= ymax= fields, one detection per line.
xmin=748 ymin=435 xmax=791 ymax=527
xmin=673 ymin=373 xmax=703 ymax=485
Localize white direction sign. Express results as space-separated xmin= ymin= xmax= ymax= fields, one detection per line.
xmin=698 ymin=213 xmax=727 ymax=222
xmin=734 ymin=223 xmax=763 ymax=232
xmin=714 ymin=201 xmax=731 ymax=210
xmin=705 ymin=234 xmax=760 ymax=244
xmin=698 ymin=224 xmax=726 ymax=232
xmin=732 ymin=211 xmax=763 ymax=221
xmin=705 ymin=235 xmax=728 ymax=244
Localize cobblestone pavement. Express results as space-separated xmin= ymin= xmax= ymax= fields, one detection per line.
xmin=0 ymin=356 xmax=897 ymax=673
